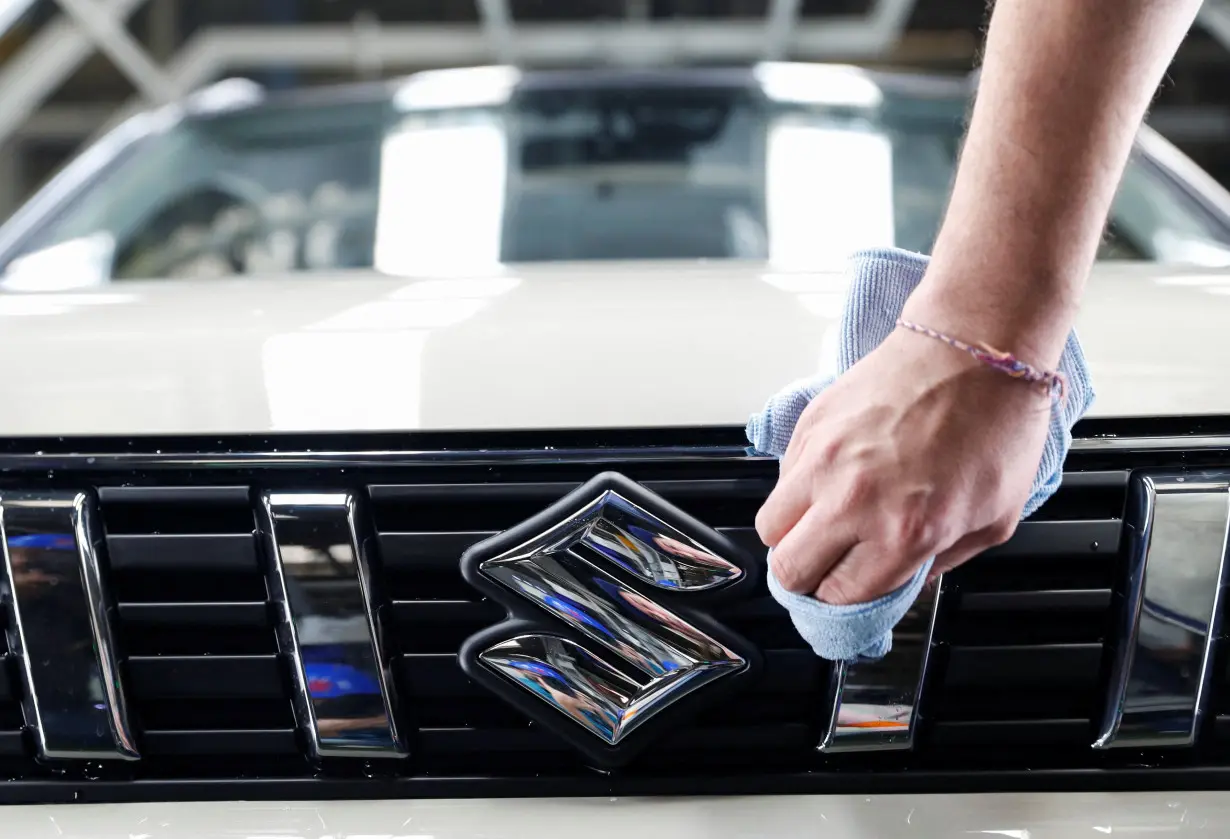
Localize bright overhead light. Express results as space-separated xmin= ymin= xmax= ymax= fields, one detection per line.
xmin=0 ymin=233 xmax=115 ymax=292
xmin=185 ymin=77 xmax=265 ymax=115
xmin=374 ymin=117 xmax=507 ymax=276
xmin=765 ymin=121 xmax=895 ymax=270
xmin=393 ymin=66 xmax=521 ymax=111
xmin=754 ymin=62 xmax=883 ymax=109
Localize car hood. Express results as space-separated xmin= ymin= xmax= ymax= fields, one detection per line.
xmin=2 ymin=260 xmax=1227 ymax=437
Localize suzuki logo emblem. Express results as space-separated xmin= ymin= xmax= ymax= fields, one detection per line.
xmin=459 ymin=472 xmax=760 ymax=767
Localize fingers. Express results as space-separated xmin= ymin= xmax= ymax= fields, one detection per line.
xmin=755 ymin=464 xmax=813 ymax=549
xmin=807 ymin=513 xmax=1020 ymax=603
xmin=814 ymin=539 xmax=931 ymax=605
xmin=779 ymin=393 xmax=827 ymax=476
xmin=767 ymin=504 xmax=858 ymax=595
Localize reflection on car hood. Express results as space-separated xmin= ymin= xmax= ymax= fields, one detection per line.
xmin=0 ymin=260 xmax=1227 ymax=437
xmin=0 ymin=790 xmax=1224 ymax=837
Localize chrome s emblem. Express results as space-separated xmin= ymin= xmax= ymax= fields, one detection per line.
xmin=459 ymin=472 xmax=760 ymax=767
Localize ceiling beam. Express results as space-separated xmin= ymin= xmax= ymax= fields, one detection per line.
xmin=54 ymin=0 xmax=175 ymax=102
xmin=762 ymin=0 xmax=802 ymax=61
xmin=475 ymin=0 xmax=516 ymax=65
xmin=0 ymin=0 xmax=146 ymax=147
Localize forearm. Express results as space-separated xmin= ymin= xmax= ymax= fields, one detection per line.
xmin=906 ymin=0 xmax=1201 ymax=366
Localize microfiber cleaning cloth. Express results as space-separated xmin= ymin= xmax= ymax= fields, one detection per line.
xmin=746 ymin=248 xmax=1095 ymax=662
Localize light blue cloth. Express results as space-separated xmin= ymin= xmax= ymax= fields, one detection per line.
xmin=746 ymin=248 xmax=1095 ymax=662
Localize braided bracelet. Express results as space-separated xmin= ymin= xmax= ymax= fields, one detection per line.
xmin=895 ymin=318 xmax=1067 ymax=403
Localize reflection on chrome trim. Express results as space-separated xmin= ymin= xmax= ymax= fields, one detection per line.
xmin=260 ymin=491 xmax=405 ymax=759
xmin=819 ymin=577 xmax=942 ymax=753
xmin=1070 ymin=436 xmax=1230 ymax=452
xmin=1094 ymin=472 xmax=1230 ymax=749
xmin=572 ymin=491 xmax=741 ymax=592
xmin=478 ymin=489 xmax=745 ymax=744
xmin=479 ymin=634 xmax=739 ymax=745
xmin=0 ymin=492 xmax=138 ymax=760
xmin=484 ymin=549 xmax=736 ymax=679
xmin=481 ymin=635 xmax=634 ymax=744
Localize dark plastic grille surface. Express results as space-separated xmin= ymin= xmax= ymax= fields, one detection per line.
xmin=102 ymin=487 xmax=299 ymax=767
xmin=0 ymin=621 xmax=22 ymax=758
xmin=0 ymin=426 xmax=1220 ymax=804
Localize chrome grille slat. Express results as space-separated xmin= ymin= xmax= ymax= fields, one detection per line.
xmin=0 ymin=491 xmax=138 ymax=761
xmin=820 ymin=576 xmax=941 ymax=753
xmin=1094 ymin=472 xmax=1230 ymax=750
xmin=259 ymin=491 xmax=406 ymax=760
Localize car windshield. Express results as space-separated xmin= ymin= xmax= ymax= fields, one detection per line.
xmin=8 ymin=68 xmax=1230 ymax=283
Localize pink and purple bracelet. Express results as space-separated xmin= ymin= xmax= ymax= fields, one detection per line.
xmin=895 ymin=318 xmax=1067 ymax=403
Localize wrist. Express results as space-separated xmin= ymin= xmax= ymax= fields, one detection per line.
xmin=895 ymin=317 xmax=1067 ymax=402
xmin=902 ymin=267 xmax=1079 ymax=369
xmin=880 ymin=325 xmax=1059 ymax=415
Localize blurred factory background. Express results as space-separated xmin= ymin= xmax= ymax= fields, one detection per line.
xmin=3 ymin=0 xmax=1230 ymax=224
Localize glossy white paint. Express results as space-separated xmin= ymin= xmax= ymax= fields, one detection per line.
xmin=1 ymin=259 xmax=1227 ymax=437
xmin=0 ymin=791 xmax=1224 ymax=837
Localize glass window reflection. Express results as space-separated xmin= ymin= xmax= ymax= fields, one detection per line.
xmin=7 ymin=76 xmax=1230 ymax=283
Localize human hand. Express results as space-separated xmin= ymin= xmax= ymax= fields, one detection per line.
xmin=755 ymin=317 xmax=1054 ymax=606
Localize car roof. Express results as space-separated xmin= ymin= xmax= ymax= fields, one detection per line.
xmin=182 ymin=63 xmax=973 ymax=122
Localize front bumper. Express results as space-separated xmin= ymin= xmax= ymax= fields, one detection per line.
xmin=1 ymin=791 xmax=1222 ymax=837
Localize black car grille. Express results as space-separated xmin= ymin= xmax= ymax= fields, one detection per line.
xmin=1215 ymin=646 xmax=1230 ymax=747
xmin=927 ymin=474 xmax=1128 ymax=755
xmin=0 ymin=425 xmax=1226 ymax=802
xmin=0 ymin=626 xmax=21 ymax=759
xmin=103 ymin=487 xmax=297 ymax=766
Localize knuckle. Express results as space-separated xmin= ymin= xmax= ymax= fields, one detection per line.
xmin=769 ymin=550 xmax=808 ymax=593
xmin=844 ymin=472 xmax=875 ymax=508
xmin=885 ymin=508 xmax=940 ymax=557
xmin=987 ymin=516 xmax=1018 ymax=546
xmin=816 ymin=437 xmax=842 ymax=465
xmin=754 ymin=507 xmax=776 ymax=546
xmin=754 ymin=491 xmax=792 ymax=548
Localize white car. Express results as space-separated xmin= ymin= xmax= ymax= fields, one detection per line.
xmin=0 ymin=64 xmax=1228 ymax=838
